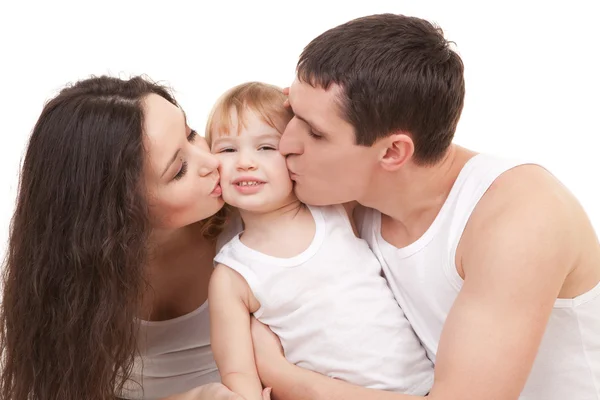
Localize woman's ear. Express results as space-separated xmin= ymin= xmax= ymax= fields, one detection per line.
xmin=379 ymin=133 xmax=414 ymax=171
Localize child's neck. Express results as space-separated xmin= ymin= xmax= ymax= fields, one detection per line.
xmin=239 ymin=197 xmax=306 ymax=242
xmin=237 ymin=196 xmax=316 ymax=258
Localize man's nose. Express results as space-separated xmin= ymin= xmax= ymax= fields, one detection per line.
xmin=279 ymin=117 xmax=304 ymax=157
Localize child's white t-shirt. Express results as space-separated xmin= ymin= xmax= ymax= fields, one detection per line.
xmin=214 ymin=204 xmax=434 ymax=394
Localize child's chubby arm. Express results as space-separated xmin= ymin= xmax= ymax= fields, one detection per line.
xmin=209 ymin=263 xmax=265 ymax=400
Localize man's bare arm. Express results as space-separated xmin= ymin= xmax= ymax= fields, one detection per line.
xmin=253 ymin=166 xmax=579 ymax=400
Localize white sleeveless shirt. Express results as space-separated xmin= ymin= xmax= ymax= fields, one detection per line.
xmin=119 ymin=302 xmax=220 ymax=400
xmin=119 ymin=219 xmax=243 ymax=400
xmin=358 ymin=154 xmax=600 ymax=399
xmin=215 ymin=205 xmax=434 ymax=394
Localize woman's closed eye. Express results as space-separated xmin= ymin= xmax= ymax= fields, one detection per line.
xmin=173 ymin=161 xmax=188 ymax=181
xmin=171 ymin=131 xmax=198 ymax=182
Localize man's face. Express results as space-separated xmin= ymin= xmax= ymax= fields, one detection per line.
xmin=280 ymin=79 xmax=379 ymax=206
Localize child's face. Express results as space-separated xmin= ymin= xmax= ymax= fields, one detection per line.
xmin=210 ymin=109 xmax=295 ymax=213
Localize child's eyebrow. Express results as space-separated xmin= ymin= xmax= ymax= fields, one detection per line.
xmin=211 ymin=136 xmax=235 ymax=147
xmin=253 ymin=133 xmax=281 ymax=141
xmin=211 ymin=131 xmax=281 ymax=149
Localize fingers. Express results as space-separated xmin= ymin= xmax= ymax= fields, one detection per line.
xmin=262 ymin=387 xmax=272 ymax=400
xmin=282 ymin=87 xmax=291 ymax=109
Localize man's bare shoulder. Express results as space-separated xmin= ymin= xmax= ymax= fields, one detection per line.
xmin=459 ymin=163 xmax=600 ymax=295
xmin=475 ymin=164 xmax=582 ymax=225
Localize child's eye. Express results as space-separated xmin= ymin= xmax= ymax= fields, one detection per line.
xmin=187 ymin=130 xmax=197 ymax=142
xmin=258 ymin=145 xmax=276 ymax=151
xmin=218 ymin=148 xmax=236 ymax=153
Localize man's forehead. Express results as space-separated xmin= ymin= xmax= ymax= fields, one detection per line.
xmin=291 ymin=78 xmax=340 ymax=95
xmin=290 ymin=80 xmax=342 ymax=114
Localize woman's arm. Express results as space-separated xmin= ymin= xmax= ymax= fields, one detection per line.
xmin=209 ymin=264 xmax=264 ymax=400
xmin=160 ymin=383 xmax=242 ymax=400
xmin=116 ymin=383 xmax=245 ymax=400
xmin=160 ymin=382 xmax=270 ymax=400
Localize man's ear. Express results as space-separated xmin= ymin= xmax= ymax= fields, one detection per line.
xmin=379 ymin=133 xmax=414 ymax=171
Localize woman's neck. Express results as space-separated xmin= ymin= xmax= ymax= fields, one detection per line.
xmin=142 ymin=222 xmax=216 ymax=321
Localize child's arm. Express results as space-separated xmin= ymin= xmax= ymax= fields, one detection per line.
xmin=209 ymin=263 xmax=263 ymax=400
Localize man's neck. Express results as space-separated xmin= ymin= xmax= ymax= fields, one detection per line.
xmin=362 ymin=145 xmax=477 ymax=239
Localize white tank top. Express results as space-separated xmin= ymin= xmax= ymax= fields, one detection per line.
xmin=119 ymin=302 xmax=220 ymax=400
xmin=215 ymin=205 xmax=434 ymax=394
xmin=358 ymin=154 xmax=600 ymax=399
xmin=119 ymin=219 xmax=243 ymax=400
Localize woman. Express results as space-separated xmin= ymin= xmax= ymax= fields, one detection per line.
xmin=0 ymin=75 xmax=251 ymax=400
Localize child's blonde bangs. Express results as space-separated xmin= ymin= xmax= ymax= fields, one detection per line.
xmin=205 ymin=82 xmax=293 ymax=144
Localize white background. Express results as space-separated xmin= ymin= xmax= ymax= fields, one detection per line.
xmin=1 ymin=1 xmax=599 ymax=261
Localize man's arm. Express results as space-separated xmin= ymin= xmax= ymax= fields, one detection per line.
xmin=253 ymin=166 xmax=578 ymax=400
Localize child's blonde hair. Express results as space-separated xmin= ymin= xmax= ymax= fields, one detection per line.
xmin=205 ymin=81 xmax=293 ymax=144
xmin=201 ymin=82 xmax=293 ymax=238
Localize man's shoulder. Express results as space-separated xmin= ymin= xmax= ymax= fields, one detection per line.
xmin=475 ymin=163 xmax=570 ymax=220
xmin=460 ymin=163 xmax=584 ymax=272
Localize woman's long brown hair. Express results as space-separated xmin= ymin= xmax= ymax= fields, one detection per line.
xmin=0 ymin=75 xmax=178 ymax=400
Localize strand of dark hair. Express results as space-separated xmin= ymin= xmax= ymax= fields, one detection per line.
xmin=0 ymin=76 xmax=175 ymax=400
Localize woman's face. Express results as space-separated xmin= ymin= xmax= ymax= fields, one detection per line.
xmin=142 ymin=94 xmax=223 ymax=230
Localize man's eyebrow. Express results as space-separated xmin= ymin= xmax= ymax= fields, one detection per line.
xmin=289 ymin=104 xmax=326 ymax=135
xmin=160 ymin=109 xmax=188 ymax=178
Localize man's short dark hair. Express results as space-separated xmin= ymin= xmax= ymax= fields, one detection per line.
xmin=297 ymin=13 xmax=465 ymax=165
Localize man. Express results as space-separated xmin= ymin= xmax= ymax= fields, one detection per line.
xmin=250 ymin=13 xmax=600 ymax=400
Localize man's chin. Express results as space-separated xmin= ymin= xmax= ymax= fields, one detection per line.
xmin=294 ymin=183 xmax=336 ymax=207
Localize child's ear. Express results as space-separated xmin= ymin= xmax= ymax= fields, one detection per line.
xmin=379 ymin=133 xmax=414 ymax=171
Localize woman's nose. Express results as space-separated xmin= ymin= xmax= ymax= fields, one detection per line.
xmin=198 ymin=152 xmax=220 ymax=177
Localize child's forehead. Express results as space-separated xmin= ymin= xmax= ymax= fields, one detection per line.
xmin=212 ymin=126 xmax=281 ymax=141
xmin=210 ymin=107 xmax=281 ymax=138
